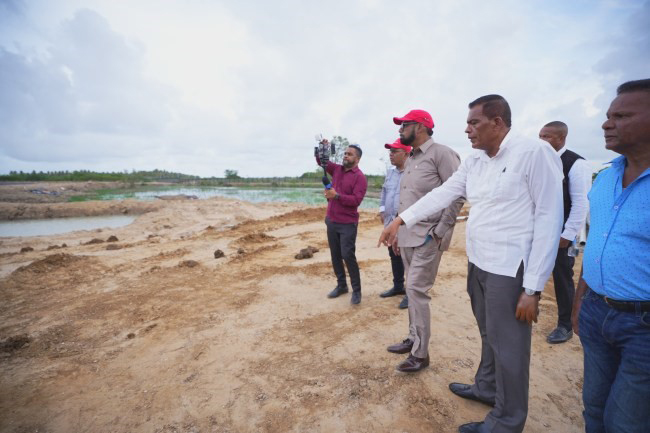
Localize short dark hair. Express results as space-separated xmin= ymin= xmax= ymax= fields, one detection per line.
xmin=468 ymin=94 xmax=512 ymax=128
xmin=348 ymin=144 xmax=362 ymax=158
xmin=544 ymin=121 xmax=567 ymax=129
xmin=617 ymin=79 xmax=650 ymax=95
xmin=544 ymin=121 xmax=568 ymax=136
xmin=426 ymin=127 xmax=433 ymax=136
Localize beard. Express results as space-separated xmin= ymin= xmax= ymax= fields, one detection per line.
xmin=400 ymin=130 xmax=416 ymax=145
xmin=343 ymin=159 xmax=354 ymax=169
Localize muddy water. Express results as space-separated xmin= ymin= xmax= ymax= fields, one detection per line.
xmin=96 ymin=187 xmax=381 ymax=208
xmin=0 ymin=215 xmax=136 ymax=237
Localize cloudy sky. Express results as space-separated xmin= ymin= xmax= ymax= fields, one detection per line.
xmin=1 ymin=0 xmax=648 ymax=177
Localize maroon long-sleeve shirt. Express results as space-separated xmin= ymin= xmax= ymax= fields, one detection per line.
xmin=316 ymin=158 xmax=367 ymax=224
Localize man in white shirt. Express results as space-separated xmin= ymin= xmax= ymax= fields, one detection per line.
xmin=379 ymin=94 xmax=563 ymax=433
xmin=539 ymin=121 xmax=591 ymax=344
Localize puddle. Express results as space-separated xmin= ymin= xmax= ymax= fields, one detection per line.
xmin=0 ymin=215 xmax=136 ymax=237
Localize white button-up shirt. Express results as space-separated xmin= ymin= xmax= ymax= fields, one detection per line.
xmin=400 ymin=132 xmax=563 ymax=291
xmin=557 ymin=147 xmax=592 ymax=242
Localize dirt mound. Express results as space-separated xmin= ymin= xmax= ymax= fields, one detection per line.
xmin=295 ymin=245 xmax=319 ymax=259
xmin=271 ymin=208 xmax=324 ymax=224
xmin=0 ymin=335 xmax=31 ymax=353
xmin=83 ymin=238 xmax=104 ymax=245
xmin=230 ymin=208 xmax=324 ymax=233
xmin=13 ymin=253 xmax=85 ymax=274
xmin=236 ymin=232 xmax=277 ymax=243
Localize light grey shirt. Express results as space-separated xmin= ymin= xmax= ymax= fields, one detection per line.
xmin=379 ymin=166 xmax=404 ymax=228
xmin=397 ymin=138 xmax=464 ymax=249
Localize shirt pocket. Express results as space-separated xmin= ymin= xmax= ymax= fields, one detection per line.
xmin=495 ymin=171 xmax=525 ymax=200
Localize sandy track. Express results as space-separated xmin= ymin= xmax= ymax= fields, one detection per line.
xmin=0 ymin=196 xmax=584 ymax=432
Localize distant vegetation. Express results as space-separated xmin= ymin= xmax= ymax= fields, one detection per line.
xmin=0 ymin=168 xmax=386 ymax=189
xmin=0 ymin=169 xmax=199 ymax=183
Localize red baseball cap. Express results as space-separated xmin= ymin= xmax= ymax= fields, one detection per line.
xmin=384 ymin=138 xmax=412 ymax=153
xmin=393 ymin=109 xmax=434 ymax=129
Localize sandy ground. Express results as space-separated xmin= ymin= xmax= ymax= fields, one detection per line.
xmin=0 ymin=190 xmax=585 ymax=433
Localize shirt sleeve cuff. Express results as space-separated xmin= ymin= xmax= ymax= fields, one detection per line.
xmin=523 ymin=274 xmax=545 ymax=292
xmin=379 ymin=206 xmax=385 ymax=212
xmin=561 ymin=229 xmax=577 ymax=241
xmin=399 ymin=208 xmax=417 ymax=227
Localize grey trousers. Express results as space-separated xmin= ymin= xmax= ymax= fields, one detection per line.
xmin=467 ymin=262 xmax=531 ymax=433
xmin=400 ymin=237 xmax=443 ymax=358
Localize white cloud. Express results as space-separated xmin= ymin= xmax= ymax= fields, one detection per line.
xmin=1 ymin=0 xmax=648 ymax=177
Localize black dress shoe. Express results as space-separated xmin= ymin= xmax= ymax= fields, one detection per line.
xmin=396 ymin=354 xmax=429 ymax=373
xmin=379 ymin=287 xmax=406 ymax=298
xmin=458 ymin=421 xmax=485 ymax=433
xmin=387 ymin=338 xmax=413 ymax=354
xmin=327 ymin=286 xmax=348 ymax=298
xmin=449 ymin=383 xmax=495 ymax=406
xmin=351 ymin=291 xmax=361 ymax=305
xmin=398 ymin=295 xmax=408 ymax=309
xmin=547 ymin=327 xmax=573 ymax=344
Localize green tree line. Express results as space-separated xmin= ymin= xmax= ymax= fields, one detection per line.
xmin=0 ymin=169 xmax=200 ymax=182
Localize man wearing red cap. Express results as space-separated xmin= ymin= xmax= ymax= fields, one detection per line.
xmin=385 ymin=109 xmax=464 ymax=373
xmin=379 ymin=138 xmax=411 ymax=309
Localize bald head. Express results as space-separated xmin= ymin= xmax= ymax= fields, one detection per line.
xmin=539 ymin=121 xmax=568 ymax=152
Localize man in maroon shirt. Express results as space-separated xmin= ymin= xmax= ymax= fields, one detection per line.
xmin=316 ymin=142 xmax=368 ymax=304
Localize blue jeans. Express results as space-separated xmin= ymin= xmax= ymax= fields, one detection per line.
xmin=578 ymin=289 xmax=650 ymax=433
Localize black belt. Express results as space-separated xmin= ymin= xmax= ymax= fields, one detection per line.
xmin=592 ymin=291 xmax=650 ymax=313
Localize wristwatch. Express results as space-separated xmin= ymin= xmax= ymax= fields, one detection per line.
xmin=334 ymin=193 xmax=340 ymax=200
xmin=524 ymin=288 xmax=541 ymax=297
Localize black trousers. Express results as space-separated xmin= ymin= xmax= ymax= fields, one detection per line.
xmin=552 ymin=247 xmax=575 ymax=330
xmin=388 ymin=246 xmax=405 ymax=290
xmin=325 ymin=217 xmax=361 ymax=292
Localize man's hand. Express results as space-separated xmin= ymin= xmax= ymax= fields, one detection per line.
xmin=324 ymin=188 xmax=337 ymax=200
xmin=515 ymin=292 xmax=540 ymax=324
xmin=571 ymin=275 xmax=588 ymax=336
xmin=559 ymin=237 xmax=571 ymax=249
xmin=378 ymin=217 xmax=402 ymax=248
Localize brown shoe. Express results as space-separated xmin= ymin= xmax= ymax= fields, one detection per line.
xmin=396 ymin=354 xmax=429 ymax=373
xmin=387 ymin=338 xmax=413 ymax=354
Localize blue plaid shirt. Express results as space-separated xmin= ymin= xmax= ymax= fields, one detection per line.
xmin=583 ymin=156 xmax=650 ymax=300
xmin=379 ymin=167 xmax=404 ymax=227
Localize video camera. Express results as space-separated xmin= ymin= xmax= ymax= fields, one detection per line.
xmin=314 ymin=134 xmax=335 ymax=189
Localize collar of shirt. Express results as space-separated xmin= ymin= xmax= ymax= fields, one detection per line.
xmin=611 ymin=155 xmax=650 ymax=185
xmin=413 ymin=138 xmax=435 ymax=155
xmin=343 ymin=165 xmax=361 ymax=174
xmin=557 ymin=146 xmax=567 ymax=157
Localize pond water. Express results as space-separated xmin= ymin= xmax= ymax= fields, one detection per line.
xmin=2 ymin=187 xmax=380 ymax=237
xmin=93 ymin=187 xmax=381 ymax=209
xmin=0 ymin=215 xmax=136 ymax=237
